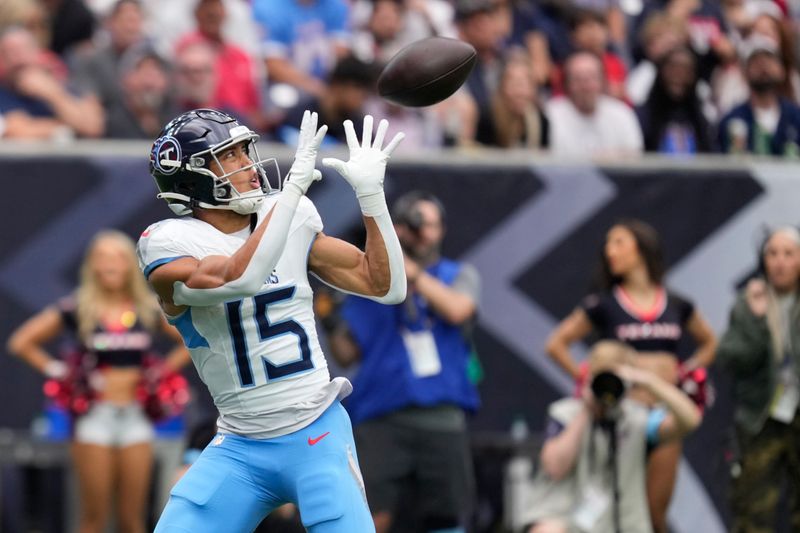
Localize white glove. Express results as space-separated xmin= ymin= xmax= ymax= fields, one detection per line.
xmin=322 ymin=115 xmax=404 ymax=214
xmin=284 ymin=110 xmax=327 ymax=196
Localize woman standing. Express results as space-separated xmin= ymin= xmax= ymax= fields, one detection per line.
xmin=717 ymin=227 xmax=800 ymax=532
xmin=545 ymin=219 xmax=717 ymax=533
xmin=7 ymin=230 xmax=190 ymax=533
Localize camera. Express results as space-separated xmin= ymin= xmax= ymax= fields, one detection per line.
xmin=590 ymin=371 xmax=625 ymax=419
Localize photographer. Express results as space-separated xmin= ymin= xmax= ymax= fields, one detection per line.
xmin=717 ymin=226 xmax=800 ymax=531
xmin=326 ymin=190 xmax=481 ymax=533
xmin=523 ymin=341 xmax=702 ymax=533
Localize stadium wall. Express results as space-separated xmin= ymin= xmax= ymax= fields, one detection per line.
xmin=1 ymin=143 xmax=798 ymax=530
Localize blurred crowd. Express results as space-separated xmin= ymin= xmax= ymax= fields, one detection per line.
xmin=2 ymin=0 xmax=800 ymax=157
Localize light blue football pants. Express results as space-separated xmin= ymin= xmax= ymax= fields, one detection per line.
xmin=154 ymin=401 xmax=374 ymax=532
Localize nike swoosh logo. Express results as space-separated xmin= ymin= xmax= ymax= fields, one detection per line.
xmin=307 ymin=432 xmax=330 ymax=446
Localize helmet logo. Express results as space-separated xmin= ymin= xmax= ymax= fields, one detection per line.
xmin=152 ymin=136 xmax=182 ymax=175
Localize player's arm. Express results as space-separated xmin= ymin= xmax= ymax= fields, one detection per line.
xmin=309 ymin=221 xmax=392 ymax=297
xmin=149 ymin=111 xmax=328 ymax=311
xmin=545 ymin=308 xmax=593 ymax=379
xmin=148 ymin=199 xmax=294 ymax=312
xmin=321 ymin=116 xmax=406 ymax=304
xmin=7 ymin=306 xmax=69 ymax=378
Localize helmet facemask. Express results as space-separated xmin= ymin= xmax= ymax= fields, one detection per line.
xmin=157 ymin=126 xmax=281 ymax=216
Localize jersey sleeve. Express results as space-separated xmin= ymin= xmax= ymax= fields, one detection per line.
xmin=296 ymin=196 xmax=323 ymax=234
xmin=137 ymin=220 xmax=196 ymax=280
xmin=670 ymin=292 xmax=696 ymax=325
xmin=580 ymin=292 xmax=607 ymax=330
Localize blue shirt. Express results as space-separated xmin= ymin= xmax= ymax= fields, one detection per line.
xmin=340 ymin=258 xmax=480 ymax=424
xmin=0 ymin=86 xmax=53 ymax=117
xmin=253 ymin=0 xmax=350 ymax=79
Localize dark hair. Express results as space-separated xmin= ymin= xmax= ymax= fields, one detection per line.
xmin=109 ymin=0 xmax=141 ymax=17
xmin=598 ymin=219 xmax=664 ymax=289
xmin=391 ymin=190 xmax=447 ymax=229
xmin=639 ymin=46 xmax=713 ymax=153
xmin=327 ymin=55 xmax=379 ymax=87
xmin=568 ymin=7 xmax=606 ymax=31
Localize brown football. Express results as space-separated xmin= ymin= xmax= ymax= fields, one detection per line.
xmin=377 ymin=37 xmax=477 ymax=107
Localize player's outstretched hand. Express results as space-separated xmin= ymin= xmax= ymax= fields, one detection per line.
xmin=285 ymin=110 xmax=328 ymax=195
xmin=322 ymin=115 xmax=404 ymax=199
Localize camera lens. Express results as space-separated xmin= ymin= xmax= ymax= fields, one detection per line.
xmin=591 ymin=371 xmax=625 ymax=410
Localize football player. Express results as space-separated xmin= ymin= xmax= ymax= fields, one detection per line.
xmin=138 ymin=108 xmax=405 ymax=532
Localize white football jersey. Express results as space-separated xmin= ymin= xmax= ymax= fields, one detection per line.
xmin=137 ymin=195 xmax=351 ymax=438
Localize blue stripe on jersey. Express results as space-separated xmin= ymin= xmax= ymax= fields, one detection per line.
xmin=144 ymin=255 xmax=189 ymax=279
xmin=168 ymin=308 xmax=210 ymax=349
xmin=306 ymin=232 xmax=318 ymax=270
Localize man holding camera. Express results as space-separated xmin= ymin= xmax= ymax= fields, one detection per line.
xmin=327 ymin=190 xmax=481 ymax=533
xmin=524 ymin=341 xmax=701 ymax=533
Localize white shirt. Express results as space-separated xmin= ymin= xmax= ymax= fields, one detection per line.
xmin=546 ymin=95 xmax=644 ymax=158
xmin=137 ymin=195 xmax=350 ymax=438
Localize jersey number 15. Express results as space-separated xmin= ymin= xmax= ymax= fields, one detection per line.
xmin=225 ymin=286 xmax=313 ymax=386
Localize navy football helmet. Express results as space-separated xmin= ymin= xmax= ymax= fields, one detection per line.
xmin=149 ymin=109 xmax=278 ymax=216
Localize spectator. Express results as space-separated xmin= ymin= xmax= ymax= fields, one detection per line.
xmin=364 ymin=97 xmax=445 ymax=153
xmin=546 ymin=51 xmax=643 ymax=157
xmin=140 ymin=0 xmax=262 ymax=59
xmin=626 ymin=11 xmax=691 ymax=106
xmin=253 ymin=0 xmax=351 ymax=98
xmin=69 ymin=0 xmax=147 ymax=115
xmin=478 ymin=48 xmax=549 ymax=149
xmin=351 ymin=0 xmax=416 ymax=64
xmin=175 ymin=0 xmax=265 ymax=130
xmin=456 ymin=0 xmax=509 ymax=150
xmin=522 ymin=341 xmax=702 ymax=533
xmin=105 ymin=45 xmax=174 ymax=139
xmin=327 ymin=190 xmax=481 ymax=533
xmin=6 ymin=230 xmax=190 ymax=533
xmin=637 ymin=46 xmax=716 ymax=154
xmin=173 ymin=41 xmax=218 ymax=112
xmin=717 ymin=226 xmax=800 ymax=533
xmin=551 ymin=8 xmax=628 ymax=102
xmin=632 ymin=0 xmax=736 ymax=82
xmin=400 ymin=0 xmax=458 ymax=40
xmin=507 ymin=0 xmax=558 ymax=88
xmin=0 ymin=0 xmax=51 ymax=49
xmin=545 ymin=219 xmax=717 ymax=533
xmin=713 ymin=0 xmax=800 ymax=114
xmin=44 ymin=0 xmax=96 ymax=56
xmin=277 ymin=54 xmax=376 ymax=145
xmin=0 ymin=25 xmax=104 ymax=139
xmin=718 ymin=34 xmax=800 ymax=156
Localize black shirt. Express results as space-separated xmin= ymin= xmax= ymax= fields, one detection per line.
xmin=59 ymin=298 xmax=154 ymax=368
xmin=581 ymin=287 xmax=695 ymax=356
